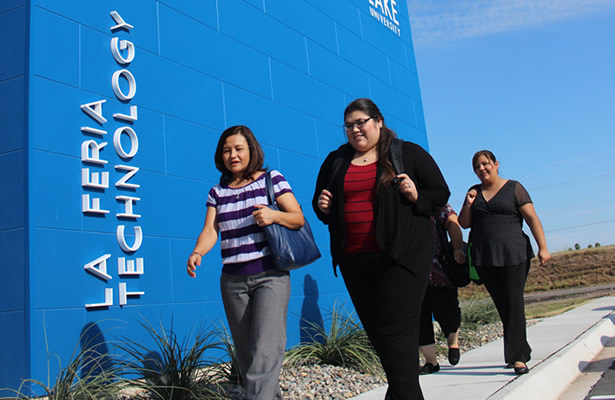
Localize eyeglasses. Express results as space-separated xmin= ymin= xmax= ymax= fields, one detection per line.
xmin=343 ymin=117 xmax=373 ymax=132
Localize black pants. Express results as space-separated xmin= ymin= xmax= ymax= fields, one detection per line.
xmin=419 ymin=286 xmax=460 ymax=346
xmin=476 ymin=261 xmax=532 ymax=364
xmin=340 ymin=252 xmax=429 ymax=400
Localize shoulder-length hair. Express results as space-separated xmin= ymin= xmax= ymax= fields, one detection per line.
xmin=344 ymin=98 xmax=398 ymax=188
xmin=214 ymin=125 xmax=266 ymax=185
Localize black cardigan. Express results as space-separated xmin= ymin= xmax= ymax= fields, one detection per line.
xmin=311 ymin=141 xmax=450 ymax=276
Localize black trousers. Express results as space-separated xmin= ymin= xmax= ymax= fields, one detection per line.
xmin=419 ymin=286 xmax=460 ymax=346
xmin=476 ymin=261 xmax=532 ymax=364
xmin=340 ymin=252 xmax=429 ymax=400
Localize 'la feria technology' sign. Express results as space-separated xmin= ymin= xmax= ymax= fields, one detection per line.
xmin=368 ymin=0 xmax=400 ymax=36
xmin=80 ymin=11 xmax=144 ymax=309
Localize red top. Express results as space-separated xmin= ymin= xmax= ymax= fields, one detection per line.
xmin=343 ymin=162 xmax=380 ymax=255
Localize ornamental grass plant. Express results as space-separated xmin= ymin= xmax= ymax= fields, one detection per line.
xmin=284 ymin=304 xmax=383 ymax=377
xmin=460 ymin=296 xmax=500 ymax=328
xmin=116 ymin=319 xmax=226 ymax=400
xmin=6 ymin=322 xmax=124 ymax=400
xmin=212 ymin=325 xmax=242 ymax=386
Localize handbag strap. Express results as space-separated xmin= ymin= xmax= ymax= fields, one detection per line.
xmin=264 ymin=170 xmax=275 ymax=206
xmin=390 ymin=138 xmax=404 ymax=175
xmin=435 ymin=219 xmax=452 ymax=264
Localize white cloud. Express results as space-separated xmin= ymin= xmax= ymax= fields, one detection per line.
xmin=407 ymin=0 xmax=615 ymax=43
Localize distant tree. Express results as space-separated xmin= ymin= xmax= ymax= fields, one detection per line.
xmin=574 ymin=243 xmax=581 ymax=250
xmin=595 ymin=242 xmax=601 ymax=247
xmin=588 ymin=244 xmax=593 ymax=248
xmin=568 ymin=248 xmax=573 ymax=251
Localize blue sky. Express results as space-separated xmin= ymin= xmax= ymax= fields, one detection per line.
xmin=406 ymin=0 xmax=615 ymax=252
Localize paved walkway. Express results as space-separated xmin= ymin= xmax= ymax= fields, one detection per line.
xmin=352 ymin=296 xmax=615 ymax=400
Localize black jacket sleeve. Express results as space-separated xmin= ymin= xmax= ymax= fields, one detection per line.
xmin=312 ymin=146 xmax=349 ymax=225
xmin=404 ymin=142 xmax=450 ymax=216
xmin=312 ymin=154 xmax=333 ymax=225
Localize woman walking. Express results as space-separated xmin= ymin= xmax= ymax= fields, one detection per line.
xmin=418 ymin=203 xmax=465 ymax=374
xmin=459 ymin=150 xmax=550 ymax=375
xmin=187 ymin=125 xmax=304 ymax=399
xmin=313 ymin=98 xmax=449 ymax=399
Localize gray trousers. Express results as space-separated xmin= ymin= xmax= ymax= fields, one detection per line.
xmin=220 ymin=269 xmax=290 ymax=400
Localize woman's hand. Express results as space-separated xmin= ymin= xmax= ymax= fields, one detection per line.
xmin=453 ymin=247 xmax=466 ymax=264
xmin=519 ymin=202 xmax=551 ymax=267
xmin=465 ymin=189 xmax=477 ymax=207
xmin=317 ymin=189 xmax=333 ymax=215
xmin=396 ymin=174 xmax=418 ymax=202
xmin=187 ymin=253 xmax=201 ymax=278
xmin=253 ymin=192 xmax=304 ymax=230
xmin=252 ymin=204 xmax=278 ymax=227
xmin=458 ymin=190 xmax=476 ymax=228
xmin=537 ymin=248 xmax=551 ymax=266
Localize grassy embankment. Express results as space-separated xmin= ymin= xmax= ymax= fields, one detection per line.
xmin=459 ymin=244 xmax=615 ymax=319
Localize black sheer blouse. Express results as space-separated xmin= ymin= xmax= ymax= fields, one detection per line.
xmin=469 ymin=180 xmax=534 ymax=267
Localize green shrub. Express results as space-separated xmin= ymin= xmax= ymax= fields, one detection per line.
xmin=7 ymin=322 xmax=124 ymax=399
xmin=117 ymin=319 xmax=225 ymax=399
xmin=284 ymin=304 xmax=383 ymax=377
xmin=213 ymin=325 xmax=242 ymax=386
xmin=461 ymin=297 xmax=499 ymax=328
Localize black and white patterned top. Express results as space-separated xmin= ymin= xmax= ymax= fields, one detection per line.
xmin=469 ymin=180 xmax=534 ymax=267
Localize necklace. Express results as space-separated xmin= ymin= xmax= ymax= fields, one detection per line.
xmin=229 ymin=179 xmax=247 ymax=199
xmin=358 ymin=150 xmax=377 ymax=163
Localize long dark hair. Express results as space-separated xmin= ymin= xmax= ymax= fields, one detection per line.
xmin=214 ymin=125 xmax=266 ymax=185
xmin=344 ymin=98 xmax=398 ymax=188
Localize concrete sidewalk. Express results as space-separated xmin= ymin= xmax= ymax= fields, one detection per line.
xmin=352 ymin=296 xmax=615 ymax=400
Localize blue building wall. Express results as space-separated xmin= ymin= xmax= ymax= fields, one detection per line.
xmin=0 ymin=0 xmax=28 ymax=391
xmin=0 ymin=0 xmax=427 ymax=392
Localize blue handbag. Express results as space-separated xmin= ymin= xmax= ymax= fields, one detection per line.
xmin=262 ymin=171 xmax=321 ymax=271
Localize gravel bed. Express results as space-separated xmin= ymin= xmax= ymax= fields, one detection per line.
xmin=224 ymin=320 xmax=540 ymax=399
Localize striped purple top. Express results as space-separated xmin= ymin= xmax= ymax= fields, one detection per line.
xmin=206 ymin=170 xmax=293 ymax=275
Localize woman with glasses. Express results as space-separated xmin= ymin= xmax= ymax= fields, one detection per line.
xmin=459 ymin=150 xmax=550 ymax=376
xmin=187 ymin=125 xmax=304 ymax=399
xmin=312 ymin=98 xmax=450 ymax=399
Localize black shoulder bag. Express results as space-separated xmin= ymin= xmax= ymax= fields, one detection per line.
xmin=435 ymin=222 xmax=471 ymax=287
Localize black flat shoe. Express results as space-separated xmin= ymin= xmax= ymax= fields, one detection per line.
xmin=505 ymin=363 xmax=513 ymax=368
xmin=448 ymin=348 xmax=460 ymax=366
xmin=514 ymin=365 xmax=529 ymax=375
xmin=419 ymin=362 xmax=440 ymax=375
